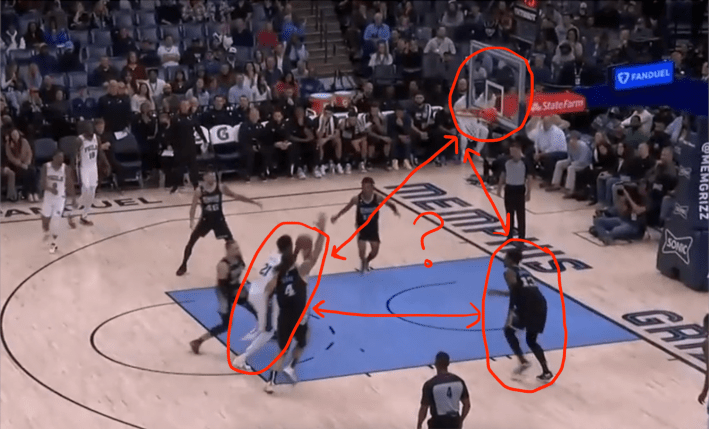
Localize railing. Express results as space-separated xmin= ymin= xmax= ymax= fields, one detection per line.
xmin=311 ymin=0 xmax=334 ymax=64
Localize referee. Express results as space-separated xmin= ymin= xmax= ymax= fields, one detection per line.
xmin=497 ymin=139 xmax=532 ymax=242
xmin=417 ymin=352 xmax=471 ymax=429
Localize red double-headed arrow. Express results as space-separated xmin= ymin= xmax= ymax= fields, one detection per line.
xmin=313 ymin=301 xmax=481 ymax=329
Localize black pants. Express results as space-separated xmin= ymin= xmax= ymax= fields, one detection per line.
xmin=208 ymin=296 xmax=259 ymax=337
xmin=428 ymin=415 xmax=461 ymax=429
xmin=504 ymin=185 xmax=526 ymax=239
xmin=295 ymin=140 xmax=318 ymax=171
xmin=240 ymin=143 xmax=256 ymax=179
xmin=170 ymin=154 xmax=199 ymax=188
xmin=12 ymin=166 xmax=37 ymax=196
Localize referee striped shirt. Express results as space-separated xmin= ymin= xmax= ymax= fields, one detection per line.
xmin=421 ymin=373 xmax=469 ymax=420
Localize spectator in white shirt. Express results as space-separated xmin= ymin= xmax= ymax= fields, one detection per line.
xmin=157 ymin=36 xmax=181 ymax=67
xmin=621 ymin=107 xmax=653 ymax=136
xmin=146 ymin=69 xmax=166 ymax=99
xmin=423 ymin=27 xmax=456 ymax=58
xmin=369 ymin=42 xmax=394 ymax=68
xmin=252 ymin=75 xmax=272 ymax=102
xmin=547 ymin=130 xmax=593 ymax=196
xmin=527 ymin=116 xmax=568 ymax=185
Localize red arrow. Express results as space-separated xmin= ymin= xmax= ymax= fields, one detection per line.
xmin=313 ymin=300 xmax=481 ymax=329
xmin=331 ymin=135 xmax=459 ymax=260
xmin=462 ymin=148 xmax=510 ymax=237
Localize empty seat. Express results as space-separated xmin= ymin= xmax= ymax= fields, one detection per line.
xmin=33 ymin=138 xmax=58 ymax=167
xmin=160 ymin=25 xmax=182 ymax=42
xmin=138 ymin=0 xmax=157 ymax=10
xmin=67 ymin=71 xmax=88 ymax=89
xmin=8 ymin=49 xmax=34 ymax=64
xmin=136 ymin=10 xmax=157 ymax=26
xmin=112 ymin=11 xmax=134 ymax=29
xmin=182 ymin=23 xmax=204 ymax=40
xmin=137 ymin=27 xmax=160 ymax=44
xmin=84 ymin=45 xmax=110 ymax=60
xmin=112 ymin=133 xmax=143 ymax=186
xmin=110 ymin=56 xmax=127 ymax=71
xmin=69 ymin=30 xmax=90 ymax=46
xmin=84 ymin=59 xmax=101 ymax=75
xmin=48 ymin=73 xmax=67 ymax=87
xmin=92 ymin=29 xmax=113 ymax=47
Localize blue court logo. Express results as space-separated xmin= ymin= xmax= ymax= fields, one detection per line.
xmin=613 ymin=61 xmax=674 ymax=91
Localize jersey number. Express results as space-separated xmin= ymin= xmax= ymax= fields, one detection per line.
xmin=205 ymin=203 xmax=220 ymax=212
xmin=259 ymin=264 xmax=272 ymax=277
xmin=284 ymin=284 xmax=296 ymax=297
xmin=521 ymin=275 xmax=536 ymax=288
xmin=446 ymin=387 xmax=452 ymax=398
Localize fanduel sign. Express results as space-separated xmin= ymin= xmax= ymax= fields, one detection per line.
xmin=614 ymin=61 xmax=674 ymax=91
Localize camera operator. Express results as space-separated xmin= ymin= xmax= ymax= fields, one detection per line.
xmin=591 ymin=182 xmax=647 ymax=245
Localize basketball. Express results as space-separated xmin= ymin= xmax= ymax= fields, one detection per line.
xmin=296 ymin=234 xmax=313 ymax=256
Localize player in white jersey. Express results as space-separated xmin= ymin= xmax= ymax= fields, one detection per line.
xmin=40 ymin=150 xmax=77 ymax=253
xmin=76 ymin=120 xmax=104 ymax=226
xmin=232 ymin=235 xmax=292 ymax=371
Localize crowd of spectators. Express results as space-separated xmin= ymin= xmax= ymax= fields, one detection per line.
xmin=0 ymin=0 xmax=707 ymax=239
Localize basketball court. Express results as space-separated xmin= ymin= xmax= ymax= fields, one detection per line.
xmin=1 ymin=163 xmax=706 ymax=429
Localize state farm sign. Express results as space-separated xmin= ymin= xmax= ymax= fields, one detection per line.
xmin=528 ymin=92 xmax=586 ymax=116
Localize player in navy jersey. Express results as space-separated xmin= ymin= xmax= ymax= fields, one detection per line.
xmin=331 ymin=177 xmax=400 ymax=273
xmin=489 ymin=248 xmax=553 ymax=381
xmin=176 ymin=170 xmax=262 ymax=276
xmin=189 ymin=239 xmax=258 ymax=354
xmin=263 ymin=213 xmax=328 ymax=394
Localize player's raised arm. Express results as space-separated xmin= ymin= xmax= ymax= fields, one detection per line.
xmin=299 ymin=213 xmax=327 ymax=277
xmin=331 ymin=195 xmax=358 ymax=223
xmin=221 ymin=184 xmax=263 ymax=209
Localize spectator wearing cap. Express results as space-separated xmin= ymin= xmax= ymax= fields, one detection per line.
xmin=387 ymin=104 xmax=413 ymax=170
xmin=526 ymin=116 xmax=568 ymax=186
xmin=424 ymin=27 xmax=456 ymax=58
xmin=113 ymin=27 xmax=137 ymax=58
xmin=158 ymin=36 xmax=181 ymax=67
xmin=181 ymin=39 xmax=207 ymax=68
xmin=232 ymin=18 xmax=254 ymax=48
xmin=417 ymin=352 xmax=470 ymax=429
xmin=547 ymin=131 xmax=592 ymax=196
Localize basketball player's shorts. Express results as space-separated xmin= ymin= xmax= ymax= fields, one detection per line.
xmin=277 ymin=312 xmax=308 ymax=350
xmin=41 ymin=196 xmax=66 ymax=218
xmin=507 ymin=302 xmax=547 ymax=335
xmin=80 ymin=168 xmax=98 ymax=189
xmin=357 ymin=224 xmax=380 ymax=242
xmin=247 ymin=280 xmax=279 ymax=333
xmin=194 ymin=216 xmax=233 ymax=240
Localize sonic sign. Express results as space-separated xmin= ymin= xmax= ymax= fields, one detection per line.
xmin=613 ymin=61 xmax=674 ymax=91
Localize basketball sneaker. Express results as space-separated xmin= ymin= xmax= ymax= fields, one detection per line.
xmin=391 ymin=159 xmax=399 ymax=170
xmin=314 ymin=167 xmax=322 ymax=179
xmin=335 ymin=163 xmax=344 ymax=174
xmin=359 ymin=161 xmax=366 ymax=173
xmin=232 ymin=355 xmax=254 ymax=372
xmin=537 ymin=371 xmax=553 ymax=382
xmin=49 ymin=243 xmax=58 ymax=254
xmin=403 ymin=159 xmax=412 ymax=170
xmin=345 ymin=163 xmax=352 ymax=174
xmin=264 ymin=380 xmax=275 ymax=394
xmin=283 ymin=366 xmax=298 ymax=383
xmin=297 ymin=167 xmax=306 ymax=180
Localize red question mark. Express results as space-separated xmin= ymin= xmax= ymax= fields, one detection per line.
xmin=413 ymin=212 xmax=445 ymax=268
